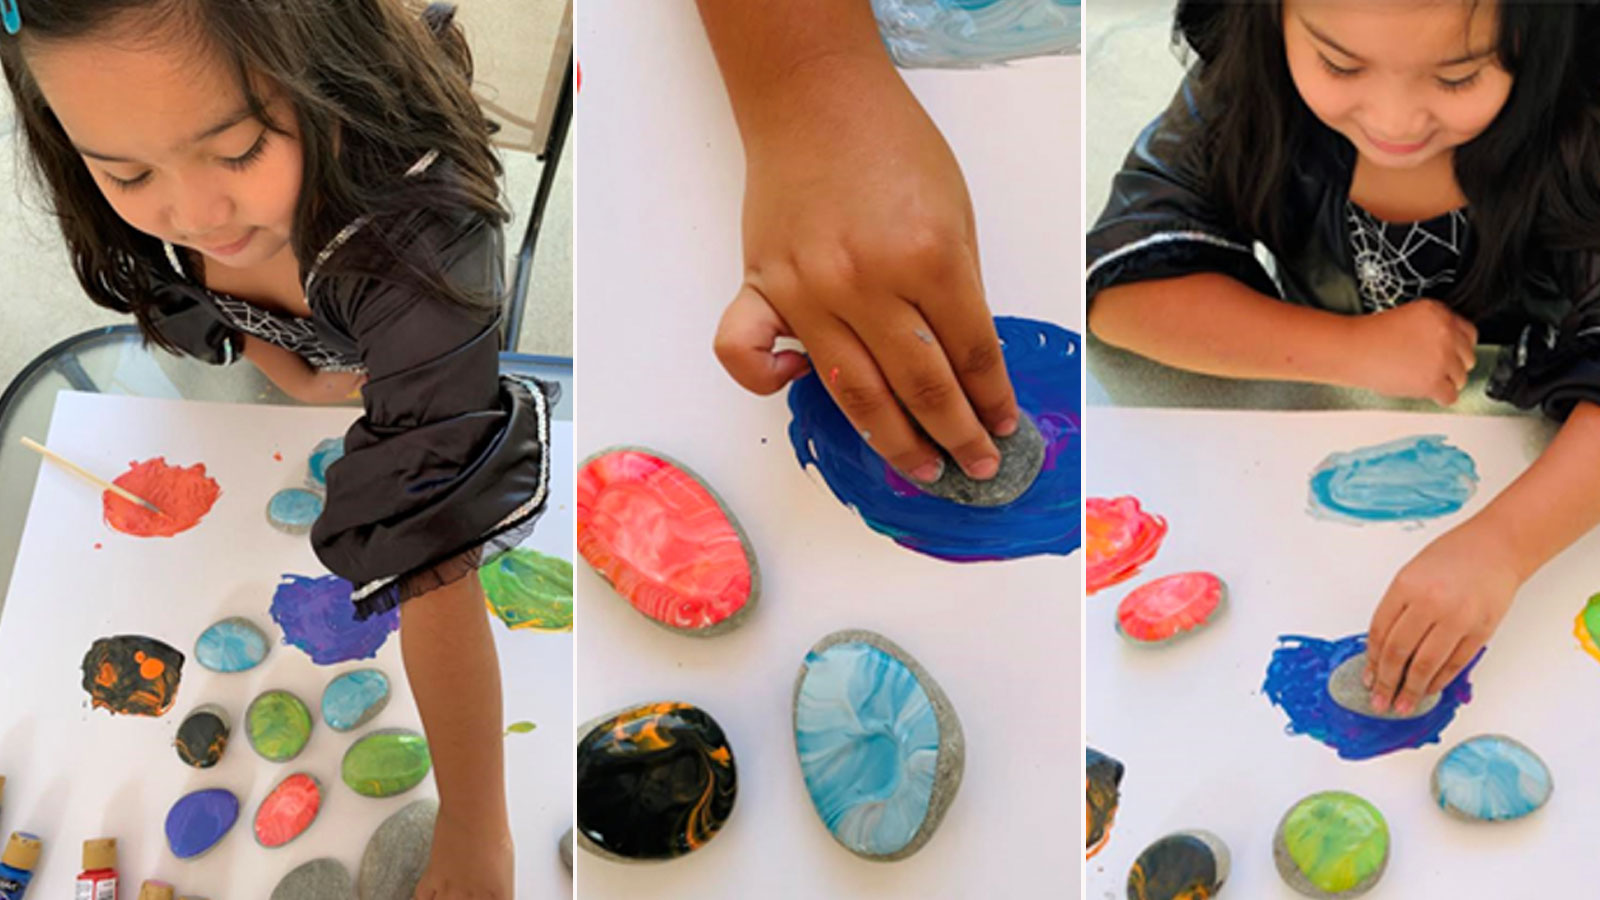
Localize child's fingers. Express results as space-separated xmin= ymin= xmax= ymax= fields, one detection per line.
xmin=714 ymin=286 xmax=813 ymax=395
xmin=802 ymin=315 xmax=944 ymax=481
xmin=1423 ymin=637 xmax=1481 ymax=697
xmin=1394 ymin=626 xmax=1459 ymax=715
xmin=1364 ymin=594 xmax=1405 ymax=686
xmin=915 ymin=248 xmax=1020 ymax=437
xmin=1369 ymin=606 xmax=1427 ymax=713
xmin=1431 ymin=376 xmax=1461 ymax=407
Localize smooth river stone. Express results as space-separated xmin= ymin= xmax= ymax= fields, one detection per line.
xmin=307 ymin=437 xmax=346 ymax=489
xmin=194 ymin=617 xmax=270 ymax=673
xmin=1127 ymin=830 xmax=1230 ymax=900
xmin=165 ymin=788 xmax=239 ymax=859
xmin=322 ymin=669 xmax=391 ymax=732
xmin=576 ymin=701 xmax=737 ymax=862
xmin=559 ymin=827 xmax=573 ymax=872
xmin=1326 ymin=652 xmax=1439 ymax=720
xmin=175 ymin=704 xmax=230 ymax=768
xmin=342 ymin=730 xmax=432 ymax=798
xmin=1086 ymin=747 xmax=1124 ymax=859
xmin=792 ymin=630 xmax=964 ymax=860
xmin=479 ymin=548 xmax=574 ymax=632
xmin=1115 ymin=572 xmax=1226 ymax=644
xmin=575 ymin=447 xmax=759 ymax=635
xmin=255 ymin=772 xmax=322 ymax=848
xmin=1274 ymin=791 xmax=1389 ymax=898
xmin=271 ymin=858 xmax=354 ymax=900
xmin=247 ymin=690 xmax=313 ymax=762
xmin=267 ymin=488 xmax=324 ymax=535
xmin=357 ymin=798 xmax=437 ymax=900
xmin=1431 ymin=734 xmax=1553 ymax=822
xmin=913 ymin=413 xmax=1045 ymax=507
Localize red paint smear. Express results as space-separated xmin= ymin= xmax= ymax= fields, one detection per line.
xmin=273 ymin=451 xmax=284 ymax=462
xmin=828 ymin=366 xmax=840 ymax=385
xmin=103 ymin=458 xmax=221 ymax=538
xmin=253 ymin=773 xmax=321 ymax=847
xmin=93 ymin=543 xmax=103 ymax=550
xmin=1086 ymin=496 xmax=1167 ymax=594
xmin=1116 ymin=571 xmax=1223 ymax=642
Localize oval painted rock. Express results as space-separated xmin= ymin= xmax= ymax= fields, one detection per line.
xmin=1127 ymin=830 xmax=1229 ymax=900
xmin=80 ymin=634 xmax=185 ymax=717
xmin=1431 ymin=734 xmax=1552 ymax=822
xmin=357 ymin=798 xmax=437 ymax=900
xmin=1575 ymin=592 xmax=1600 ymax=664
xmin=480 ymin=548 xmax=575 ymax=632
xmin=175 ymin=705 xmax=230 ymax=768
xmin=1086 ymin=747 xmax=1124 ymax=859
xmin=267 ymin=488 xmax=324 ymax=535
xmin=194 ymin=617 xmax=270 ymax=673
xmin=793 ymin=630 xmax=964 ymax=860
xmin=307 ymin=437 xmax=346 ymax=489
xmin=342 ymin=729 xmax=432 ymax=798
xmin=255 ymin=772 xmax=322 ymax=848
xmin=576 ymin=448 xmax=759 ymax=635
xmin=1326 ymin=652 xmax=1439 ymax=720
xmin=271 ymin=858 xmax=352 ymax=900
xmin=576 ymin=702 xmax=736 ymax=861
xmin=247 ymin=690 xmax=313 ymax=762
xmin=322 ymin=669 xmax=391 ymax=733
xmin=165 ymin=788 xmax=239 ymax=859
xmin=1087 ymin=496 xmax=1168 ymax=594
xmin=1116 ymin=572 xmax=1225 ymax=644
xmin=1274 ymin=791 xmax=1389 ymax=898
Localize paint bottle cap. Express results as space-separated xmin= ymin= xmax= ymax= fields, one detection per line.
xmin=1 ymin=832 xmax=41 ymax=871
xmin=137 ymin=881 xmax=176 ymax=900
xmin=82 ymin=837 xmax=117 ymax=870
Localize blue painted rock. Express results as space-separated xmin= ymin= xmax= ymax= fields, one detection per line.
xmin=1431 ymin=734 xmax=1552 ymax=822
xmin=247 ymin=690 xmax=313 ymax=762
xmin=255 ymin=772 xmax=322 ymax=848
xmin=267 ymin=489 xmax=324 ymax=535
xmin=342 ymin=729 xmax=432 ymax=798
xmin=175 ymin=704 xmax=230 ymax=768
xmin=165 ymin=788 xmax=239 ymax=859
xmin=271 ymin=858 xmax=353 ymax=900
xmin=194 ymin=617 xmax=270 ymax=673
xmin=357 ymin=798 xmax=437 ymax=900
xmin=792 ymin=629 xmax=964 ymax=860
xmin=307 ymin=437 xmax=346 ymax=489
xmin=1127 ymin=830 xmax=1230 ymax=900
xmin=322 ymin=669 xmax=391 ymax=732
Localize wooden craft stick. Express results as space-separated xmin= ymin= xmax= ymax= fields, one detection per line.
xmin=19 ymin=437 xmax=164 ymax=515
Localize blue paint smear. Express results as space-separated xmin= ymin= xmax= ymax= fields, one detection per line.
xmin=308 ymin=437 xmax=345 ymax=488
xmin=787 ymin=317 xmax=1080 ymax=562
xmin=322 ymin=669 xmax=391 ymax=732
xmin=268 ymin=488 xmax=324 ymax=528
xmin=270 ymin=574 xmax=399 ymax=665
xmin=194 ymin=618 xmax=269 ymax=673
xmin=873 ymin=0 xmax=1080 ymax=68
xmin=1307 ymin=435 xmax=1478 ymax=524
xmin=1434 ymin=735 xmax=1551 ymax=821
xmin=1262 ymin=633 xmax=1479 ymax=761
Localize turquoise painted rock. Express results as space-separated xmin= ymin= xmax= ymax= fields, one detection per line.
xmin=267 ymin=488 xmax=324 ymax=535
xmin=307 ymin=437 xmax=346 ymax=489
xmin=342 ymin=729 xmax=432 ymax=798
xmin=271 ymin=858 xmax=353 ymax=900
xmin=357 ymin=798 xmax=437 ymax=900
xmin=322 ymin=669 xmax=391 ymax=732
xmin=165 ymin=788 xmax=239 ymax=859
xmin=1127 ymin=830 xmax=1230 ymax=900
xmin=194 ymin=617 xmax=270 ymax=673
xmin=175 ymin=705 xmax=230 ymax=768
xmin=792 ymin=629 xmax=964 ymax=860
xmin=247 ymin=690 xmax=313 ymax=762
xmin=1431 ymin=734 xmax=1552 ymax=822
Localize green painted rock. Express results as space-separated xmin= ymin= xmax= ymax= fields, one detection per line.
xmin=1274 ymin=791 xmax=1389 ymax=898
xmin=247 ymin=690 xmax=313 ymax=762
xmin=342 ymin=729 xmax=432 ymax=798
xmin=480 ymin=548 xmax=574 ymax=632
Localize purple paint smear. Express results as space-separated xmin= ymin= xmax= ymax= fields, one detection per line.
xmin=270 ymin=574 xmax=398 ymax=665
xmin=1263 ymin=633 xmax=1480 ymax=761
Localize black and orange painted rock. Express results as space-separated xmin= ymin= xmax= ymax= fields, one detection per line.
xmin=80 ymin=635 xmax=184 ymax=716
xmin=576 ymin=701 xmax=736 ymax=861
xmin=1126 ymin=830 xmax=1230 ymax=900
xmin=1086 ymin=747 xmax=1124 ymax=858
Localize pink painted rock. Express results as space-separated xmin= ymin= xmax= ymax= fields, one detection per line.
xmin=1116 ymin=572 xmax=1225 ymax=644
xmin=576 ymin=447 xmax=758 ymax=635
xmin=254 ymin=773 xmax=322 ymax=848
xmin=1086 ymin=497 xmax=1168 ymax=595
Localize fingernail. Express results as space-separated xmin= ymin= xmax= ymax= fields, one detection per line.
xmin=993 ymin=417 xmax=1019 ymax=437
xmin=911 ymin=459 xmax=944 ymax=484
xmin=966 ymin=456 xmax=1000 ymax=480
xmin=1395 ymin=698 xmax=1413 ymax=715
xmin=1361 ymin=668 xmax=1373 ymax=688
xmin=1369 ymin=693 xmax=1387 ymax=713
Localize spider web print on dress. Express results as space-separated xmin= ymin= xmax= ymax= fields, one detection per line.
xmin=1346 ymin=201 xmax=1469 ymax=313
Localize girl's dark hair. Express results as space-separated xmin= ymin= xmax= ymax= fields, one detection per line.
xmin=0 ymin=0 xmax=506 ymax=352
xmin=1176 ymin=0 xmax=1600 ymax=319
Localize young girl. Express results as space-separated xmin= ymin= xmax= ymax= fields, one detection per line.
xmin=1088 ymin=1 xmax=1600 ymax=717
xmin=1 ymin=1 xmax=550 ymax=895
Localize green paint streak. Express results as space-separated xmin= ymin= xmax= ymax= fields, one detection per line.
xmin=248 ymin=691 xmax=312 ymax=762
xmin=480 ymin=548 xmax=574 ymax=632
xmin=1282 ymin=792 xmax=1389 ymax=892
xmin=505 ymin=721 xmax=537 ymax=735
xmin=1582 ymin=593 xmax=1600 ymax=641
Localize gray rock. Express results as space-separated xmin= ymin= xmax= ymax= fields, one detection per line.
xmin=560 ymin=826 xmax=573 ymax=873
xmin=357 ymin=798 xmax=437 ymax=900
xmin=912 ymin=413 xmax=1045 ymax=507
xmin=271 ymin=858 xmax=354 ymax=900
xmin=1327 ymin=653 xmax=1439 ymax=720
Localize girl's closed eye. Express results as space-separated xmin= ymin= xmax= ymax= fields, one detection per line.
xmin=1318 ymin=54 xmax=1361 ymax=79
xmin=221 ymin=130 xmax=270 ymax=171
xmin=1438 ymin=70 xmax=1482 ymax=93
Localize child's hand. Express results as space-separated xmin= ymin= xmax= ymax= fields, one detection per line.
xmin=411 ymin=811 xmax=514 ymax=899
xmin=712 ymin=57 xmax=1020 ymax=483
xmin=1345 ymin=299 xmax=1477 ymax=405
xmin=1363 ymin=519 xmax=1521 ymax=715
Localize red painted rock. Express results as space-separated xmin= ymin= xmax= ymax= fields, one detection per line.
xmin=576 ymin=447 xmax=758 ymax=635
xmin=1116 ymin=572 xmax=1226 ymax=644
xmin=1086 ymin=496 xmax=1167 ymax=595
xmin=254 ymin=772 xmax=322 ymax=848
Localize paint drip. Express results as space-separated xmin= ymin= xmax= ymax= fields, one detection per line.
xmin=788 ymin=317 xmax=1080 ymax=561
xmin=1086 ymin=496 xmax=1166 ymax=594
xmin=270 ymin=575 xmax=398 ymax=665
xmin=1263 ymin=633 xmax=1478 ymax=760
xmin=1307 ymin=435 xmax=1478 ymax=524
xmin=103 ymin=458 xmax=220 ymax=537
xmin=80 ymin=635 xmax=184 ymax=716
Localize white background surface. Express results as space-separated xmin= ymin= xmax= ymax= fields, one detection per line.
xmin=0 ymin=393 xmax=573 ymax=899
xmin=1085 ymin=407 xmax=1597 ymax=898
xmin=575 ymin=2 xmax=1081 ymax=897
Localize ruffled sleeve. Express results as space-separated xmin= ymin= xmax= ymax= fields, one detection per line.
xmin=308 ymin=211 xmax=552 ymax=619
xmin=1489 ymin=251 xmax=1600 ymax=420
xmin=144 ymin=280 xmax=242 ymax=366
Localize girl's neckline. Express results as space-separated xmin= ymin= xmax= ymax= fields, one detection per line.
xmin=1347 ymin=198 xmax=1468 ymax=229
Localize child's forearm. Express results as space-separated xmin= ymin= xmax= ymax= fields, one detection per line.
xmin=400 ymin=575 xmax=510 ymax=835
xmin=1090 ymin=273 xmax=1361 ymax=386
xmin=240 ymin=335 xmax=365 ymax=404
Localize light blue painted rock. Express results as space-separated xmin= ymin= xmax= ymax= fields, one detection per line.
xmin=1431 ymin=734 xmax=1552 ymax=822
xmin=194 ymin=617 xmax=270 ymax=673
xmin=793 ymin=629 xmax=964 ymax=860
xmin=308 ymin=438 xmax=346 ymax=489
xmin=267 ymin=489 xmax=324 ymax=535
xmin=323 ymin=669 xmax=391 ymax=733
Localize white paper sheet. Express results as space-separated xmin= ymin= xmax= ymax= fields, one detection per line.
xmin=1086 ymin=406 xmax=1595 ymax=897
xmin=0 ymin=392 xmax=573 ymax=899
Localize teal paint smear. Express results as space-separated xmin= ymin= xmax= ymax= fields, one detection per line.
xmin=1307 ymin=435 xmax=1478 ymax=524
xmin=873 ymin=0 xmax=1080 ymax=68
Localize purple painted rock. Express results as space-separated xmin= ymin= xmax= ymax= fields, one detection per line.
xmin=165 ymin=788 xmax=240 ymax=859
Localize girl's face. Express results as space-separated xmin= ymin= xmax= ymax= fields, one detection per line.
xmin=1283 ymin=0 xmax=1512 ymax=170
xmin=25 ymin=28 xmax=302 ymax=271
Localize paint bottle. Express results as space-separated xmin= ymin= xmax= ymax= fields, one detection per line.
xmin=0 ymin=832 xmax=41 ymax=899
xmin=74 ymin=838 xmax=117 ymax=900
xmin=135 ymin=882 xmax=174 ymax=900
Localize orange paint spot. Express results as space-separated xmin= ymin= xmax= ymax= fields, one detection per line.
xmin=273 ymin=451 xmax=284 ymax=462
xmin=93 ymin=543 xmax=103 ymax=550
xmin=139 ymin=656 xmax=166 ymax=679
xmin=96 ymin=662 xmax=118 ymax=688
